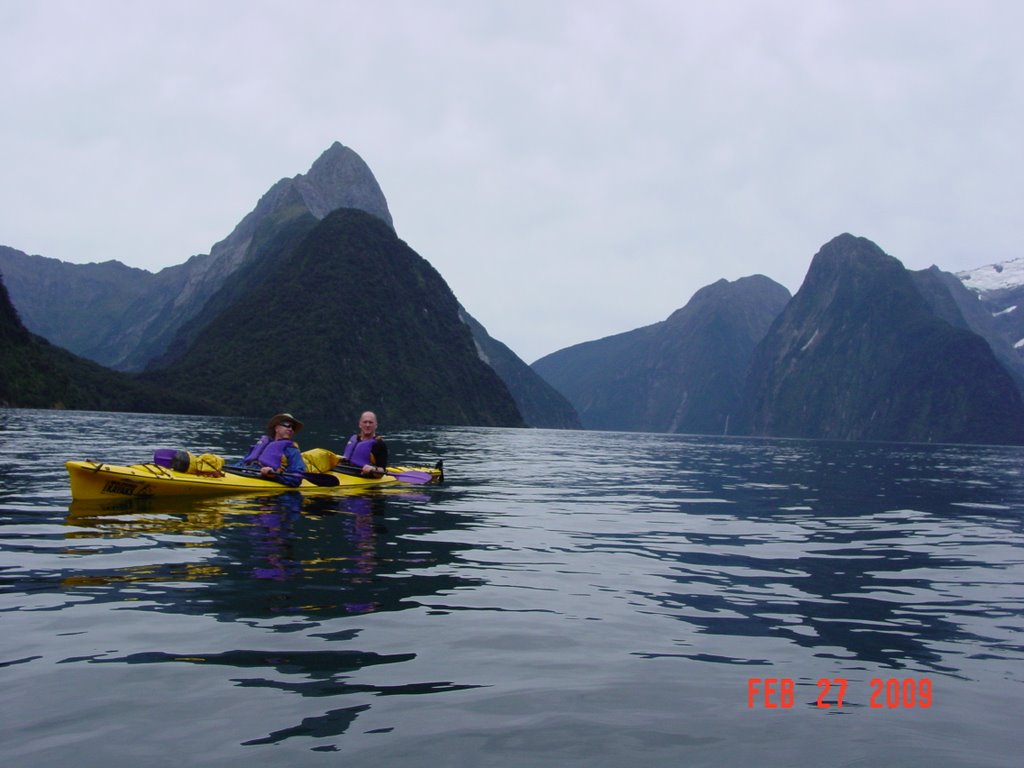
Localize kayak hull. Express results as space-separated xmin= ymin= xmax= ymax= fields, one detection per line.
xmin=66 ymin=460 xmax=440 ymax=501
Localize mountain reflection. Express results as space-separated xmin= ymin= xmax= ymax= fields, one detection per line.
xmin=603 ymin=438 xmax=1024 ymax=671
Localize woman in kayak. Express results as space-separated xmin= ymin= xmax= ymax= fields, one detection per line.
xmin=338 ymin=411 xmax=389 ymax=477
xmin=238 ymin=413 xmax=308 ymax=486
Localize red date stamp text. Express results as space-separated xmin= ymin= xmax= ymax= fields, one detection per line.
xmin=747 ymin=677 xmax=933 ymax=709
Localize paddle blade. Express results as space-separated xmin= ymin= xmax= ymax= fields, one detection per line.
xmin=302 ymin=472 xmax=340 ymax=487
xmin=389 ymin=470 xmax=436 ymax=485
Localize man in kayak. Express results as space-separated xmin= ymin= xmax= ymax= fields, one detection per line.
xmin=338 ymin=411 xmax=389 ymax=477
xmin=238 ymin=413 xmax=308 ymax=486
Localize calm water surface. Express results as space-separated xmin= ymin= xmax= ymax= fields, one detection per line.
xmin=1 ymin=408 xmax=1022 ymax=766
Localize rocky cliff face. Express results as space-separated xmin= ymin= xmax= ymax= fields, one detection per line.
xmin=532 ymin=275 xmax=791 ymax=433
xmin=290 ymin=142 xmax=394 ymax=226
xmin=180 ymin=142 xmax=394 ymax=308
xmin=743 ymin=234 xmax=1024 ymax=445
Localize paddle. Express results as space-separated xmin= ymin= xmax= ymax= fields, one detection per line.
xmin=332 ymin=463 xmax=437 ymax=485
xmin=224 ymin=466 xmax=340 ymax=487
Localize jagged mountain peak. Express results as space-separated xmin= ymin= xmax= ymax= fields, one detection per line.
xmin=118 ymin=142 xmax=394 ymax=368
xmin=766 ymin=234 xmax=938 ymax=356
xmin=664 ymin=274 xmax=791 ymax=327
xmin=210 ymin=142 xmax=392 ymax=268
xmin=804 ymin=233 xmax=905 ymax=288
xmin=669 ymin=273 xmax=783 ymax=306
xmin=778 ymin=233 xmax=931 ymax=339
xmin=744 ymin=234 xmax=1024 ymax=444
xmin=290 ymin=141 xmax=394 ymax=227
xmin=144 ymin=207 xmax=524 ymax=426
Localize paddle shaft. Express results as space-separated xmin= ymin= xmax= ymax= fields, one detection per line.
xmin=225 ymin=465 xmax=339 ymax=487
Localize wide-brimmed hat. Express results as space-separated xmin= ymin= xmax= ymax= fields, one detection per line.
xmin=266 ymin=413 xmax=304 ymax=435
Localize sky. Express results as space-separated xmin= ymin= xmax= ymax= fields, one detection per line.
xmin=2 ymin=1 xmax=1023 ymax=363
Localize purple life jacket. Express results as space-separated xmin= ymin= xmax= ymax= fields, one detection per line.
xmin=243 ymin=436 xmax=295 ymax=470
xmin=343 ymin=435 xmax=378 ymax=467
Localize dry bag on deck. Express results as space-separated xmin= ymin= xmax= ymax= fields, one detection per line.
xmin=153 ymin=449 xmax=225 ymax=476
xmin=301 ymin=447 xmax=342 ymax=473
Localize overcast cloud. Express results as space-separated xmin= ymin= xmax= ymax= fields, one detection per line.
xmin=1 ymin=1 xmax=1022 ymax=362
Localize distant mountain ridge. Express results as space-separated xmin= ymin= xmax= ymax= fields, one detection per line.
xmin=0 ymin=248 xmax=161 ymax=366
xmin=530 ymin=234 xmax=1024 ymax=445
xmin=533 ymin=275 xmax=791 ymax=433
xmin=0 ymin=272 xmax=215 ymax=413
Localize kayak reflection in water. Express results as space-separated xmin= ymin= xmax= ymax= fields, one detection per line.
xmin=249 ymin=492 xmax=304 ymax=582
xmin=247 ymin=493 xmax=383 ymax=614
xmin=236 ymin=413 xmax=308 ymax=486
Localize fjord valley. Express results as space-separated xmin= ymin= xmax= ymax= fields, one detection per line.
xmin=3 ymin=142 xmax=1024 ymax=444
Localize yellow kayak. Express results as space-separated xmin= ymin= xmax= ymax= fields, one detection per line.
xmin=66 ymin=459 xmax=442 ymax=501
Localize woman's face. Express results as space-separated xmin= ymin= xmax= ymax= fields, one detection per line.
xmin=274 ymin=421 xmax=296 ymax=441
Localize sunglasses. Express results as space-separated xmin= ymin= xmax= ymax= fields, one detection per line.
xmin=279 ymin=422 xmax=296 ymax=429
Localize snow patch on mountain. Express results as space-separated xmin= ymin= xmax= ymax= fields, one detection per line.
xmin=957 ymin=257 xmax=1024 ymax=292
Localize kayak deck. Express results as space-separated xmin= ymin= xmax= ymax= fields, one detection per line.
xmin=66 ymin=459 xmax=441 ymax=501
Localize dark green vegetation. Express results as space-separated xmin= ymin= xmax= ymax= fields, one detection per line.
xmin=741 ymin=234 xmax=1024 ymax=444
xmin=141 ymin=207 xmax=524 ymax=427
xmin=0 ymin=274 xmax=215 ymax=413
